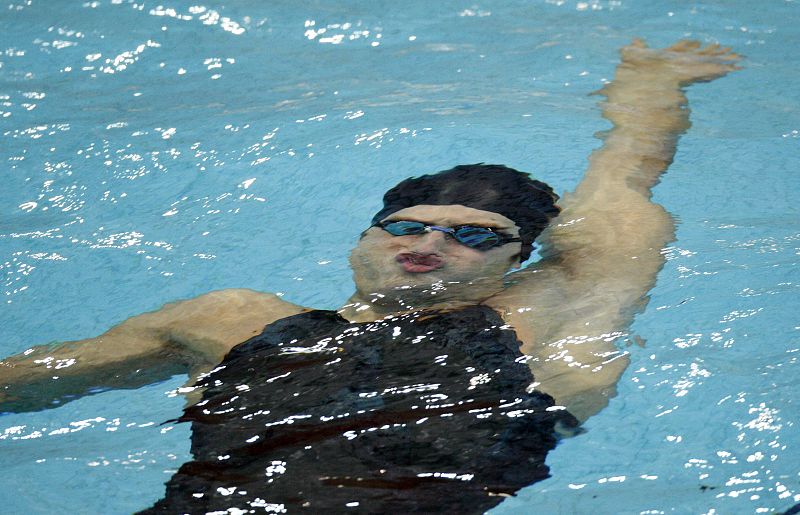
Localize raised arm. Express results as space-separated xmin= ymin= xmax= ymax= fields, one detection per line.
xmin=493 ymin=40 xmax=740 ymax=421
xmin=542 ymin=40 xmax=740 ymax=278
xmin=0 ymin=289 xmax=305 ymax=413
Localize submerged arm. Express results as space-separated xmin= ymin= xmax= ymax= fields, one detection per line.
xmin=1 ymin=315 xmax=185 ymax=413
xmin=0 ymin=289 xmax=304 ymax=413
xmin=496 ymin=40 xmax=740 ymax=421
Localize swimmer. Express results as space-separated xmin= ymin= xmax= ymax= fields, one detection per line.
xmin=1 ymin=40 xmax=739 ymax=512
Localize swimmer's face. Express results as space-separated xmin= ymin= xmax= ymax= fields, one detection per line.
xmin=349 ymin=204 xmax=522 ymax=305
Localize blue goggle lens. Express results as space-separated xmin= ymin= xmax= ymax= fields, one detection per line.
xmin=453 ymin=226 xmax=500 ymax=249
xmin=382 ymin=220 xmax=428 ymax=236
xmin=380 ymin=221 xmax=502 ymax=250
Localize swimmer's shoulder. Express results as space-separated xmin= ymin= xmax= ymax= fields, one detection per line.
xmin=161 ymin=288 xmax=309 ymax=325
xmin=158 ymin=288 xmax=310 ymax=363
xmin=198 ymin=288 xmax=308 ymax=314
xmin=483 ymin=264 xmax=572 ymax=346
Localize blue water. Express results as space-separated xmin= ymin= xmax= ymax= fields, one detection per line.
xmin=1 ymin=0 xmax=798 ymax=513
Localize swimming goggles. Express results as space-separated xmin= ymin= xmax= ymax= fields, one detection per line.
xmin=375 ymin=220 xmax=521 ymax=251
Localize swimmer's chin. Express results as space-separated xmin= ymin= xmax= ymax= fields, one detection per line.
xmin=390 ymin=277 xmax=447 ymax=290
xmin=372 ymin=270 xmax=466 ymax=295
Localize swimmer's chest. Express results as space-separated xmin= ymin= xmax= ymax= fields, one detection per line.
xmin=186 ymin=305 xmax=549 ymax=446
xmin=216 ymin=305 xmax=534 ymax=391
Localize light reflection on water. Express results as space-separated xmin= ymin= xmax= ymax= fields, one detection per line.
xmin=1 ymin=0 xmax=799 ymax=513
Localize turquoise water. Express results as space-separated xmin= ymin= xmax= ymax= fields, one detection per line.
xmin=1 ymin=0 xmax=798 ymax=513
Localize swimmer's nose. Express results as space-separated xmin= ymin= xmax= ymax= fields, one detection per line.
xmin=408 ymin=230 xmax=449 ymax=255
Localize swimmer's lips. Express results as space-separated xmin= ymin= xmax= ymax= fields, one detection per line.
xmin=395 ymin=253 xmax=444 ymax=273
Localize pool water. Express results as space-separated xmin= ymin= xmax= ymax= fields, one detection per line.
xmin=1 ymin=0 xmax=798 ymax=513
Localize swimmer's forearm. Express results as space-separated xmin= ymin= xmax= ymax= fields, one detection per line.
xmin=0 ymin=290 xmax=302 ymax=412
xmin=0 ymin=308 xmax=196 ymax=413
xmin=574 ymin=40 xmax=739 ymax=202
xmin=0 ymin=337 xmax=188 ymax=413
xmin=575 ymin=76 xmax=692 ymax=202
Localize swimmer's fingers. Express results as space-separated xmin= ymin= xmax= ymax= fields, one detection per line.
xmin=665 ymin=41 xmax=740 ymax=61
xmin=667 ymin=39 xmax=702 ymax=52
xmin=718 ymin=49 xmax=743 ymax=62
xmin=694 ymin=44 xmax=743 ymax=69
xmin=630 ymin=39 xmax=740 ymax=60
xmin=619 ymin=38 xmax=742 ymax=84
xmin=698 ymin=42 xmax=721 ymax=54
xmin=619 ymin=38 xmax=660 ymax=65
xmin=627 ymin=37 xmax=648 ymax=49
xmin=699 ymin=43 xmax=736 ymax=58
xmin=696 ymin=43 xmax=742 ymax=63
xmin=676 ymin=42 xmax=742 ymax=62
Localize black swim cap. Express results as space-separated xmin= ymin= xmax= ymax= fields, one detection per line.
xmin=371 ymin=164 xmax=560 ymax=262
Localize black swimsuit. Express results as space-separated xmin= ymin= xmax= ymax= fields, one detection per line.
xmin=142 ymin=306 xmax=576 ymax=513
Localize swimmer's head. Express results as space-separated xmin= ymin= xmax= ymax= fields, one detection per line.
xmin=371 ymin=164 xmax=560 ymax=262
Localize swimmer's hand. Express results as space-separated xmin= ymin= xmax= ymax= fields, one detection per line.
xmin=594 ymin=39 xmax=741 ymax=131
xmin=618 ymin=39 xmax=741 ymax=86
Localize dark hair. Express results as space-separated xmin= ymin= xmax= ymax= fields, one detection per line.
xmin=371 ymin=164 xmax=560 ymax=262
